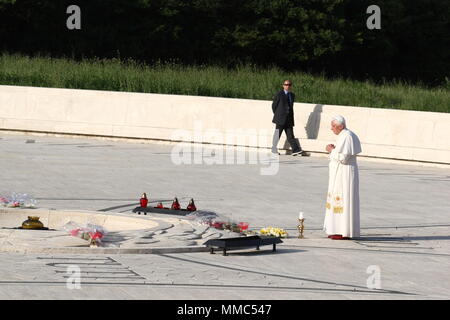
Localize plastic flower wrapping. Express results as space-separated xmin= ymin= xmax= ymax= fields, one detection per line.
xmin=259 ymin=227 xmax=288 ymax=238
xmin=63 ymin=221 xmax=107 ymax=247
xmin=0 ymin=192 xmax=37 ymax=208
xmin=185 ymin=210 xmax=250 ymax=234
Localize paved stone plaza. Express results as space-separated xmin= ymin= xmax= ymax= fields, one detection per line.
xmin=0 ymin=132 xmax=449 ymax=299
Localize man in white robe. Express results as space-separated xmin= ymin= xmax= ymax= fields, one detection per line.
xmin=323 ymin=115 xmax=362 ymax=240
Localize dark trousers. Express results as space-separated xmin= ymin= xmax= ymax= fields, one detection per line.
xmin=272 ymin=124 xmax=301 ymax=153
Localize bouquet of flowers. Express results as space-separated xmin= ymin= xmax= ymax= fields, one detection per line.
xmin=208 ymin=220 xmax=250 ymax=233
xmin=185 ymin=211 xmax=250 ymax=233
xmin=0 ymin=192 xmax=37 ymax=208
xmin=259 ymin=227 xmax=288 ymax=238
xmin=63 ymin=221 xmax=106 ymax=247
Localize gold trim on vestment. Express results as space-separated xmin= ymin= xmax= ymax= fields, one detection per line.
xmin=333 ymin=206 xmax=343 ymax=214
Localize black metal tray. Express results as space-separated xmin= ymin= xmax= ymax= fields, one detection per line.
xmin=132 ymin=206 xmax=194 ymax=216
xmin=204 ymin=235 xmax=283 ymax=256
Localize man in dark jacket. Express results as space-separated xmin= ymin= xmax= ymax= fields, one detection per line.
xmin=271 ymin=80 xmax=303 ymax=156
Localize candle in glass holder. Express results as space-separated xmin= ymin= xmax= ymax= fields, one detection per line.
xmin=140 ymin=193 xmax=148 ymax=208
xmin=171 ymin=197 xmax=181 ymax=210
xmin=187 ymin=198 xmax=197 ymax=211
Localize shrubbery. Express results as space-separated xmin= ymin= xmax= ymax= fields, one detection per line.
xmin=0 ymin=0 xmax=448 ymax=86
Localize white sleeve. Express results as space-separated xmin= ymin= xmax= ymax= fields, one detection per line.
xmin=330 ymin=149 xmax=352 ymax=164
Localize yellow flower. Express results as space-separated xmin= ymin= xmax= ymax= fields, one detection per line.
xmin=259 ymin=227 xmax=288 ymax=238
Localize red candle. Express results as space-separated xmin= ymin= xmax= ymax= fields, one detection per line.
xmin=140 ymin=193 xmax=148 ymax=208
xmin=171 ymin=197 xmax=181 ymax=210
xmin=187 ymin=198 xmax=197 ymax=211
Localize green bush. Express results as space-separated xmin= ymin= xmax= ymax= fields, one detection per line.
xmin=1 ymin=54 xmax=449 ymax=113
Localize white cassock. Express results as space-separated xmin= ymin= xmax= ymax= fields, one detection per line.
xmin=323 ymin=128 xmax=362 ymax=238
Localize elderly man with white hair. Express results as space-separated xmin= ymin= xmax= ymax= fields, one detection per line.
xmin=324 ymin=115 xmax=362 ymax=240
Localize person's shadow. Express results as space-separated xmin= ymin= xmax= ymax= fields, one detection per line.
xmin=305 ymin=104 xmax=323 ymax=139
xmin=282 ymin=104 xmax=323 ymax=152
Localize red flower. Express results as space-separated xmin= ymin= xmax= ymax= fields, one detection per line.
xmin=90 ymin=231 xmax=104 ymax=240
xmin=70 ymin=229 xmax=80 ymax=236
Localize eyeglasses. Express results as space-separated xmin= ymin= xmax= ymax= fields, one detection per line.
xmin=283 ymin=83 xmax=292 ymax=86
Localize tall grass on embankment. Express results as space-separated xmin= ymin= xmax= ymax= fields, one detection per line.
xmin=1 ymin=53 xmax=449 ymax=113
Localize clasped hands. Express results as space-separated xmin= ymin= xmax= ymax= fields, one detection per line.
xmin=326 ymin=144 xmax=335 ymax=153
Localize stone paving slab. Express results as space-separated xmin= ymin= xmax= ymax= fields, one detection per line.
xmin=0 ymin=225 xmax=449 ymax=300
xmin=0 ymin=132 xmax=449 ymax=299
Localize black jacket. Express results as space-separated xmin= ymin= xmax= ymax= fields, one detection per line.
xmin=272 ymin=90 xmax=295 ymax=127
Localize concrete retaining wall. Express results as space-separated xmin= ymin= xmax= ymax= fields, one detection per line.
xmin=1 ymin=85 xmax=449 ymax=164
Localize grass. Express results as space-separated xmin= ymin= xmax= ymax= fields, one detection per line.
xmin=0 ymin=53 xmax=449 ymax=113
